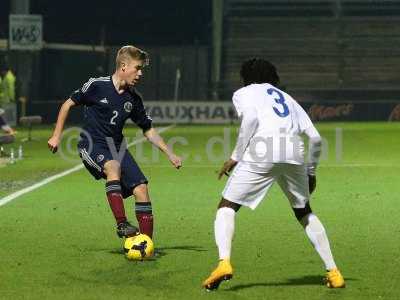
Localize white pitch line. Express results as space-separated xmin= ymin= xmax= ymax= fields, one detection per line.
xmin=138 ymin=163 xmax=400 ymax=168
xmin=0 ymin=125 xmax=174 ymax=207
xmin=321 ymin=163 xmax=400 ymax=168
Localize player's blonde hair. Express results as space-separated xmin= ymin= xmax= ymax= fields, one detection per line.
xmin=115 ymin=45 xmax=149 ymax=69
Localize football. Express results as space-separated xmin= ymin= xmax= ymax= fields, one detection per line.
xmin=124 ymin=234 xmax=154 ymax=260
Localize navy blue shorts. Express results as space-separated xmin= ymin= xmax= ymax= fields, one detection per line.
xmin=78 ymin=141 xmax=148 ymax=199
xmin=0 ymin=115 xmax=7 ymax=127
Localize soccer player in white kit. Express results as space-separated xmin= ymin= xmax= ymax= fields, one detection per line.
xmin=202 ymin=58 xmax=345 ymax=290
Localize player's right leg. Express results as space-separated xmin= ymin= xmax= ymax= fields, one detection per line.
xmin=203 ymin=162 xmax=275 ymax=291
xmin=202 ymin=198 xmax=239 ymax=291
xmin=277 ymin=164 xmax=345 ymax=288
xmin=104 ymin=160 xmax=138 ymax=238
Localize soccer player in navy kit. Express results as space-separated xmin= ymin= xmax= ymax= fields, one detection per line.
xmin=48 ymin=45 xmax=182 ymax=239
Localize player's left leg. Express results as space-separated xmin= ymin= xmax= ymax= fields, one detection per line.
xmin=118 ymin=150 xmax=153 ymax=238
xmin=132 ymin=184 xmax=153 ymax=238
xmin=103 ymin=159 xmax=138 ymax=238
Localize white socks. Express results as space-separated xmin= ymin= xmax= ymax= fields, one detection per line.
xmin=301 ymin=213 xmax=337 ymax=270
xmin=214 ymin=208 xmax=336 ymax=270
xmin=214 ymin=207 xmax=236 ymax=260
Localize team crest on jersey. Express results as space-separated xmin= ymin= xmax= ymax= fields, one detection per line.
xmin=124 ymin=102 xmax=133 ymax=113
xmin=96 ymin=154 xmax=105 ymax=162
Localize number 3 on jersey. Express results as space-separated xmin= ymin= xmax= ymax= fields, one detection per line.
xmin=267 ymin=88 xmax=289 ymax=117
xmin=110 ymin=110 xmax=118 ymax=125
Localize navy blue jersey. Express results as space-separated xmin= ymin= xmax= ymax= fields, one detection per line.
xmin=70 ymin=76 xmax=152 ymax=146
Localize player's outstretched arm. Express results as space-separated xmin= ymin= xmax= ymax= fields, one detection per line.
xmin=143 ymin=127 xmax=182 ymax=169
xmin=47 ymin=98 xmax=76 ymax=153
xmin=218 ymin=106 xmax=257 ymax=179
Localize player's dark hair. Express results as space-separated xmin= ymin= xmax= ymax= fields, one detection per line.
xmin=240 ymin=58 xmax=280 ymax=86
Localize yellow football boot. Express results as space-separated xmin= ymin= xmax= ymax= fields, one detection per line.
xmin=325 ymin=268 xmax=345 ymax=288
xmin=202 ymin=259 xmax=233 ymax=291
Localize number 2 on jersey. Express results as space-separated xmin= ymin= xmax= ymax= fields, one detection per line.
xmin=267 ymin=88 xmax=289 ymax=117
xmin=110 ymin=110 xmax=118 ymax=125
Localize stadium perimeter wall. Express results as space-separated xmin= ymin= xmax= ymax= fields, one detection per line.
xmin=28 ymin=100 xmax=400 ymax=125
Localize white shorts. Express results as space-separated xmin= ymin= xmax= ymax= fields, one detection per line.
xmin=222 ymin=162 xmax=310 ymax=210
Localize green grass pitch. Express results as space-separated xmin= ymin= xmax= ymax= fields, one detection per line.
xmin=0 ymin=123 xmax=399 ymax=300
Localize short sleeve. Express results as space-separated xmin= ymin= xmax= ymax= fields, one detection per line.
xmin=293 ymin=101 xmax=314 ymax=133
xmin=232 ymin=90 xmax=246 ymax=118
xmin=70 ymin=78 xmax=97 ymax=105
xmin=130 ymin=97 xmax=152 ymax=132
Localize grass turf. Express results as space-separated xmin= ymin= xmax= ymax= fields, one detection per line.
xmin=0 ymin=123 xmax=399 ymax=299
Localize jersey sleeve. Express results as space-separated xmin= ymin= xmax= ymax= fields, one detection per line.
xmin=70 ymin=78 xmax=97 ymax=105
xmin=293 ymin=101 xmax=322 ymax=174
xmin=232 ymin=89 xmax=248 ymax=118
xmin=293 ymin=101 xmax=314 ymax=133
xmin=232 ymin=93 xmax=243 ymax=118
xmin=230 ymin=105 xmax=258 ymax=161
xmin=231 ymin=89 xmax=258 ymax=161
xmin=130 ymin=96 xmax=153 ymax=132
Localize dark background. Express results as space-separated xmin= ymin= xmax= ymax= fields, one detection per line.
xmin=1 ymin=0 xmax=400 ymax=123
xmin=0 ymin=0 xmax=212 ymax=45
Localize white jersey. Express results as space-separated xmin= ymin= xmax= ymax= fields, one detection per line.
xmin=230 ymin=83 xmax=317 ymax=165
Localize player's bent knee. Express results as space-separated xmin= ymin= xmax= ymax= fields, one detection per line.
xmin=104 ymin=160 xmax=121 ymax=177
xmin=134 ymin=183 xmax=148 ymax=194
xmin=293 ymin=202 xmax=312 ymax=222
xmin=218 ymin=198 xmax=241 ymax=212
xmin=104 ymin=160 xmax=121 ymax=171
xmin=133 ymin=184 xmax=150 ymax=202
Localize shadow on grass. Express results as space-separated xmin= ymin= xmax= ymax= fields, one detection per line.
xmin=155 ymin=245 xmax=207 ymax=257
xmin=108 ymin=248 xmax=125 ymax=255
xmin=107 ymin=245 xmax=207 ymax=257
xmin=226 ymin=275 xmax=357 ymax=291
